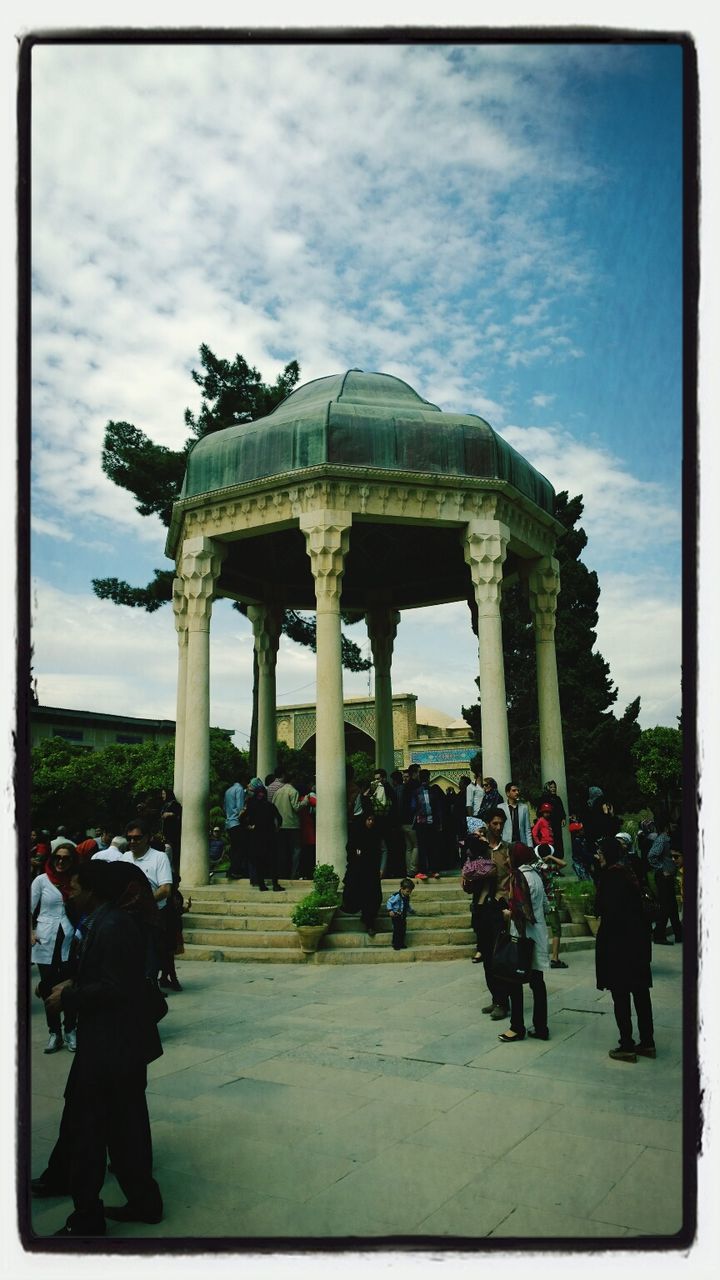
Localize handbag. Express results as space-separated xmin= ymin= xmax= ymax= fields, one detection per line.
xmin=492 ymin=927 xmax=534 ymax=983
xmin=145 ymin=977 xmax=169 ymax=1023
xmin=461 ymin=855 xmax=496 ymax=893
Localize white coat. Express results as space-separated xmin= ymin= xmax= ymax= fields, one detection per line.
xmin=30 ymin=874 xmax=75 ymax=963
xmin=509 ymin=863 xmax=550 ymax=971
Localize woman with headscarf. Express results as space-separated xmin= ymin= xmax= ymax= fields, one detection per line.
xmin=31 ymin=842 xmax=80 ymax=1053
xmin=497 ymin=842 xmax=551 ymax=1043
xmin=595 ymin=835 xmax=655 ymax=1062
xmin=160 ymin=786 xmax=183 ymax=875
xmin=478 ymin=777 xmax=504 ymax=821
xmin=243 ymin=777 xmax=285 ymax=892
xmin=343 ymin=781 xmax=383 ymax=937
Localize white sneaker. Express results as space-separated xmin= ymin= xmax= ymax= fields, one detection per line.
xmin=44 ymin=1032 xmax=63 ymax=1054
xmin=64 ymin=1029 xmax=77 ymax=1053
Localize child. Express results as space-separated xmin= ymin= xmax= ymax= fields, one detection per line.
xmin=387 ymin=877 xmax=416 ymax=951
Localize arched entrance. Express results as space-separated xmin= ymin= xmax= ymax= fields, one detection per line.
xmin=302 ymin=723 xmax=376 ymax=762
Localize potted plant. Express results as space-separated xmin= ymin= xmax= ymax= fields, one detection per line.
xmin=582 ymin=890 xmax=600 ymax=936
xmin=312 ymin=864 xmax=341 ymax=922
xmin=291 ymin=896 xmax=329 ymax=954
xmin=558 ymin=882 xmax=590 ymax=925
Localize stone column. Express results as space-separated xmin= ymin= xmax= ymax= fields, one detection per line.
xmin=247 ymin=603 xmax=282 ymax=783
xmin=172 ymin=576 xmax=189 ymax=803
xmin=462 ymin=519 xmax=512 ymax=789
xmin=300 ymin=510 xmax=351 ymax=878
xmin=366 ymin=607 xmax=400 ymax=774
xmin=179 ymin=535 xmax=225 ymax=888
xmin=529 ymin=555 xmax=568 ymax=854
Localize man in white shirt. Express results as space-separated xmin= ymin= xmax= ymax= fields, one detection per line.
xmin=121 ymin=820 xmax=173 ymax=910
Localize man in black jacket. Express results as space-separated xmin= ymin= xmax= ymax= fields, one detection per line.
xmin=37 ymin=859 xmax=164 ymax=1237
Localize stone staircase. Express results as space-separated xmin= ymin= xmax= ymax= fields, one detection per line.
xmin=180 ymin=874 xmax=596 ymax=965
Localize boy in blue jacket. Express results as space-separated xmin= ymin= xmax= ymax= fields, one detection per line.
xmin=387 ymin=878 xmax=416 ymax=950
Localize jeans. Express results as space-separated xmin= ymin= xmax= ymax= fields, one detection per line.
xmin=653 ymin=871 xmax=681 ymax=940
xmin=391 ymin=915 xmax=407 ymax=949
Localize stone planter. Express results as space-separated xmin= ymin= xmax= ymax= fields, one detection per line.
xmin=316 ymin=904 xmax=337 ymax=926
xmin=295 ymin=923 xmax=329 ymax=954
xmin=584 ymin=914 xmax=600 ymax=937
xmin=564 ymin=900 xmax=589 ymax=925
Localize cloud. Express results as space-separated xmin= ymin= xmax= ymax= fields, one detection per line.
xmin=501 ymin=423 xmax=680 ymax=561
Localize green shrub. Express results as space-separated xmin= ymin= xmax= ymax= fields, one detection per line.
xmin=291 ymin=895 xmax=324 ymax=927
xmin=313 ymin=863 xmax=340 ymax=894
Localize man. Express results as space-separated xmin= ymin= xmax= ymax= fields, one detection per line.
xmin=121 ymin=818 xmax=173 ymax=976
xmin=399 ymin=764 xmax=420 ymax=879
xmin=412 ymin=770 xmax=442 ymax=880
xmin=648 ymin=819 xmax=682 ymax=945
xmin=35 ymin=859 xmax=163 ymax=1236
xmin=465 ymin=765 xmax=485 ymax=820
xmin=499 ymin=782 xmax=532 ymax=847
xmin=272 ymin=772 xmax=304 ymax=878
xmin=369 ymin=768 xmax=395 ymax=876
xmin=474 ymin=807 xmax=512 ymax=1021
xmin=224 ymin=771 xmax=247 ymax=880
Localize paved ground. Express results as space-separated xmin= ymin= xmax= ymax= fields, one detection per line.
xmin=27 ymin=943 xmax=686 ymax=1249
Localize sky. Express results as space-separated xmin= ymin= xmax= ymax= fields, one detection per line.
xmin=26 ymin=35 xmax=686 ymax=753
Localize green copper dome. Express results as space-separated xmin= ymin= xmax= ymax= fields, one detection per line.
xmin=181 ymin=369 xmax=554 ymax=513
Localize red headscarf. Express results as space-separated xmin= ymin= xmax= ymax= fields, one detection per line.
xmin=75 ymin=839 xmax=99 ymax=861
xmin=507 ymin=842 xmax=537 ymax=927
xmin=44 ymin=844 xmax=79 ymax=902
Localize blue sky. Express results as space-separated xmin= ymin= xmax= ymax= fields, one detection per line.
xmin=27 ymin=37 xmax=684 ymax=748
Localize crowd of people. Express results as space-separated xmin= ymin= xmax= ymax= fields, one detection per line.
xmin=29 ymin=768 xmax=682 ymax=1236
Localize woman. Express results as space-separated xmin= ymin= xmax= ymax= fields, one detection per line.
xmin=595 ymin=835 xmax=655 ymax=1062
xmin=243 ymin=777 xmax=284 ymax=892
xmin=31 ymin=843 xmax=79 ymax=1053
xmin=478 ymin=777 xmax=504 ymax=821
xmin=497 ymin=842 xmax=550 ymax=1043
xmin=160 ymin=786 xmax=183 ymax=875
xmin=343 ymin=782 xmax=382 ymax=937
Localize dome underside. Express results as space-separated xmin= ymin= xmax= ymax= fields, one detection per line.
xmin=181 ymin=370 xmax=554 ymax=515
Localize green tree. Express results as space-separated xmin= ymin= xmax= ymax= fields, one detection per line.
xmin=632 ymin=725 xmax=683 ymax=822
xmin=30 ymin=731 xmax=249 ymax=837
xmin=462 ymin=491 xmax=643 ymax=812
xmin=92 ymin=345 xmax=370 ymax=767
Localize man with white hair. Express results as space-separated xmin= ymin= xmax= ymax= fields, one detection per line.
xmin=92 ymin=836 xmax=128 ymax=863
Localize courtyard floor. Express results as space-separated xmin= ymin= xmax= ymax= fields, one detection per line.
xmin=27 ymin=941 xmax=688 ymax=1252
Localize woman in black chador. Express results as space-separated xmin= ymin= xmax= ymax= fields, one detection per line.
xmin=595 ymin=835 xmax=655 ymax=1063
xmin=343 ymin=781 xmax=382 ymax=938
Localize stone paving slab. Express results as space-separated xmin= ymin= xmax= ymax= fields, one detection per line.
xmin=27 ymin=945 xmax=690 ymax=1250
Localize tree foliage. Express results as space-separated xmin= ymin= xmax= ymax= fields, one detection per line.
xmin=31 ymin=731 xmax=249 ymax=837
xmin=462 ymin=491 xmax=643 ymax=813
xmin=92 ymin=346 xmax=370 ymax=768
xmin=632 ymin=725 xmax=683 ymax=820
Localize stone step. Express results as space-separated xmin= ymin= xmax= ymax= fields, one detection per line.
xmin=322 ymin=927 xmax=476 ymax=948
xmin=184 ymin=899 xmax=296 ymax=917
xmin=184 ymin=928 xmax=298 ymax=948
xmin=185 ymin=912 xmax=293 ymax=931
xmin=312 ymin=944 xmax=476 ymax=965
xmin=181 ymin=943 xmax=306 ymax=963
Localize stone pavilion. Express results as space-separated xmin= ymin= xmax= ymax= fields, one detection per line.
xmin=165 ymin=369 xmax=567 ymax=887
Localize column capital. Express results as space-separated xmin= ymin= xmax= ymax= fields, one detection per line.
xmin=172 ymin=576 xmax=189 ymax=646
xmin=365 ymin=607 xmax=400 ymax=677
xmin=528 ymin=555 xmax=561 ymax=641
xmin=300 ymin=510 xmax=351 ymax=605
xmin=462 ymin=519 xmax=510 ymax=616
xmin=247 ymin=603 xmax=283 ymax=675
xmin=179 ymin=536 xmax=226 ymax=631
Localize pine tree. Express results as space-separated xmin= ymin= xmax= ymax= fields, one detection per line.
xmin=92 ymin=346 xmax=370 ymax=768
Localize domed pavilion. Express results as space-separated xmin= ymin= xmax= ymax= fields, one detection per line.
xmin=166 ymin=369 xmax=568 ymax=886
